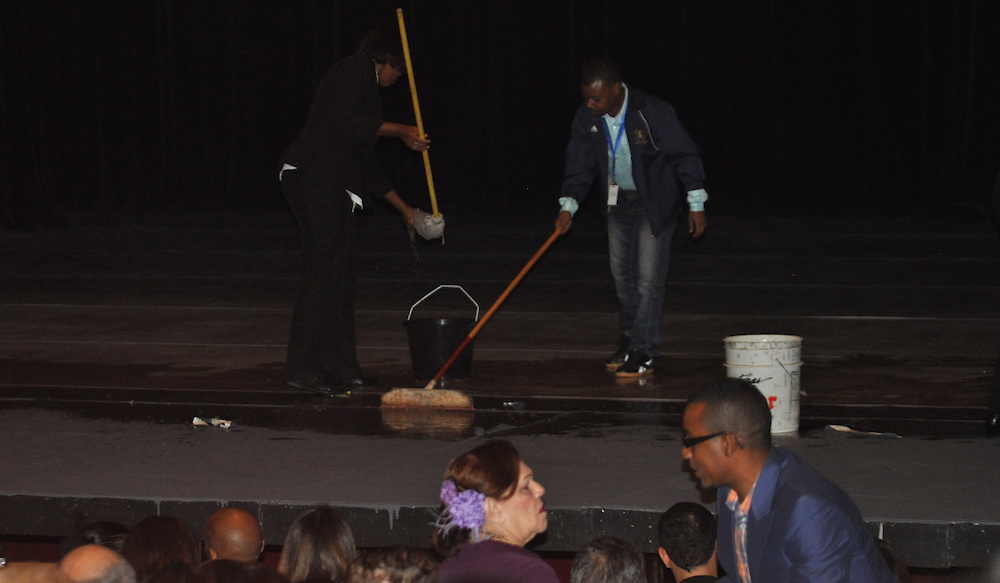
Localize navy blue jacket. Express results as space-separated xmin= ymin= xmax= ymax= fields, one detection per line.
xmin=716 ymin=447 xmax=897 ymax=583
xmin=560 ymin=85 xmax=705 ymax=237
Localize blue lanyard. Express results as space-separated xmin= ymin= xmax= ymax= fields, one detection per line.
xmin=602 ymin=102 xmax=627 ymax=184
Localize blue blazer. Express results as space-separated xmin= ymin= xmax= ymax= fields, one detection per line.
xmin=716 ymin=447 xmax=896 ymax=583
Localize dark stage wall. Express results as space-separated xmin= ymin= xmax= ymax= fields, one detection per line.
xmin=2 ymin=1 xmax=998 ymax=226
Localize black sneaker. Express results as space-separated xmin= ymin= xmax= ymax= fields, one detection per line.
xmin=604 ymin=336 xmax=631 ymax=371
xmin=615 ymin=348 xmax=654 ymax=378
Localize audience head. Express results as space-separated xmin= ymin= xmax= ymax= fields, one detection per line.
xmin=58 ymin=544 xmax=136 ymax=583
xmin=682 ymin=378 xmax=773 ymax=491
xmin=656 ymin=502 xmax=717 ymax=579
xmin=432 ymin=439 xmax=547 ymax=556
xmin=203 ymin=507 xmax=264 ymax=563
xmin=277 ymin=506 xmax=357 ymax=583
xmin=59 ymin=522 xmax=130 ymax=557
xmin=684 ymin=378 xmax=772 ymax=452
xmin=570 ymin=537 xmax=645 ymax=583
xmin=120 ymin=516 xmax=200 ymax=582
xmin=349 ymin=547 xmax=438 ymax=583
xmin=196 ymin=559 xmax=289 ymax=583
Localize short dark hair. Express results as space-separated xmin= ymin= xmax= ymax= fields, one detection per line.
xmin=59 ymin=521 xmax=130 ymax=557
xmin=686 ymin=378 xmax=772 ymax=451
xmin=570 ymin=537 xmax=645 ymax=583
xmin=580 ymin=58 xmax=621 ymax=87
xmin=358 ymin=29 xmax=404 ymax=70
xmin=657 ymin=503 xmax=716 ymax=572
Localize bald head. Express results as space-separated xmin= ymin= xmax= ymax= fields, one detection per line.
xmin=204 ymin=508 xmax=264 ymax=563
xmin=58 ymin=544 xmax=136 ymax=583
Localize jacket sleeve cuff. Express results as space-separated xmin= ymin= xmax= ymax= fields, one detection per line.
xmin=686 ymin=188 xmax=708 ymax=212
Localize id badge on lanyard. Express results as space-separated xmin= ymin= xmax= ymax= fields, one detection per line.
xmin=608 ymin=183 xmax=619 ymax=206
xmin=603 ymin=109 xmax=626 ymax=207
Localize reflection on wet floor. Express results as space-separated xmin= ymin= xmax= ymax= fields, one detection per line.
xmin=3 ymin=394 xmax=992 ymax=441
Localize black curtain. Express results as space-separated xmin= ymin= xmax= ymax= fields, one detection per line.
xmin=2 ymin=0 xmax=998 ymax=227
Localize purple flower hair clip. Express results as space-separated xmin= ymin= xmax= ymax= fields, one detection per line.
xmin=437 ymin=479 xmax=486 ymax=536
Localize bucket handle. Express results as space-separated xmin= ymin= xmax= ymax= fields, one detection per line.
xmin=407 ymin=285 xmax=480 ymax=322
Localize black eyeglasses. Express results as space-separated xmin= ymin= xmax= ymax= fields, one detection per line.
xmin=682 ymin=431 xmax=728 ymax=448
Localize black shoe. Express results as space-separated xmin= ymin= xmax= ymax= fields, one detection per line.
xmin=287 ymin=377 xmax=351 ymax=398
xmin=987 ymin=413 xmax=1000 ymax=436
xmin=615 ymin=348 xmax=654 ymax=378
xmin=605 ymin=336 xmax=631 ymax=371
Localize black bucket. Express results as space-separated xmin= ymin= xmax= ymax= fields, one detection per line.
xmin=405 ymin=317 xmax=475 ymax=380
xmin=404 ymin=285 xmax=480 ymax=381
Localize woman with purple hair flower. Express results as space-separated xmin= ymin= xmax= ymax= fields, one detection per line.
xmin=432 ymin=440 xmax=557 ymax=583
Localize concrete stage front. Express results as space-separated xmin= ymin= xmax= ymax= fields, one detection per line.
xmin=0 ymin=402 xmax=998 ymax=570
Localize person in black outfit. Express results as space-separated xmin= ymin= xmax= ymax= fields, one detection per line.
xmin=280 ymin=30 xmax=429 ymax=396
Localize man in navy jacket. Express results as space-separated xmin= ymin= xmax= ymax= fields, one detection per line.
xmin=555 ymin=59 xmax=707 ymax=379
xmin=682 ymin=379 xmax=897 ymax=583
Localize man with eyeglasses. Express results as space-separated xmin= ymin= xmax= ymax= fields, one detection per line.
xmin=681 ymin=378 xmax=895 ymax=583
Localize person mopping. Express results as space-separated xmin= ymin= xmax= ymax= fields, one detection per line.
xmin=279 ymin=29 xmax=430 ymax=397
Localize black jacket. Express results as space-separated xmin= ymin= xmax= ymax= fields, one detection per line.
xmin=283 ymin=52 xmax=392 ymax=206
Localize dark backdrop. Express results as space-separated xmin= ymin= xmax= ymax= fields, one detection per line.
xmin=2 ymin=1 xmax=998 ymax=227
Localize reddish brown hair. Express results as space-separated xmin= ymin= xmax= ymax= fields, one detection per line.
xmin=432 ymin=440 xmax=521 ymax=556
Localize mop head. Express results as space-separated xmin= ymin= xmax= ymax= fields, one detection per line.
xmin=412 ymin=208 xmax=445 ymax=240
xmin=381 ymin=387 xmax=473 ymax=410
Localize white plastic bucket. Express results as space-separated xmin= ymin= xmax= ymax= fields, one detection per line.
xmin=724 ymin=334 xmax=803 ymax=434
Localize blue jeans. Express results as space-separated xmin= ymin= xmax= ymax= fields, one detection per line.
xmin=606 ymin=190 xmax=676 ymax=357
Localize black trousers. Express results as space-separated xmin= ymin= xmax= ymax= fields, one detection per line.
xmin=281 ymin=168 xmax=362 ymax=383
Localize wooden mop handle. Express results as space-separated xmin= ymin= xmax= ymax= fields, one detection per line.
xmin=468 ymin=229 xmax=561 ymax=339
xmin=428 ymin=230 xmax=562 ymax=387
xmin=396 ymin=8 xmax=440 ymax=218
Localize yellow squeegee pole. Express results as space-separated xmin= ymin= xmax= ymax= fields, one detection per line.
xmin=396 ymin=8 xmax=440 ymax=218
